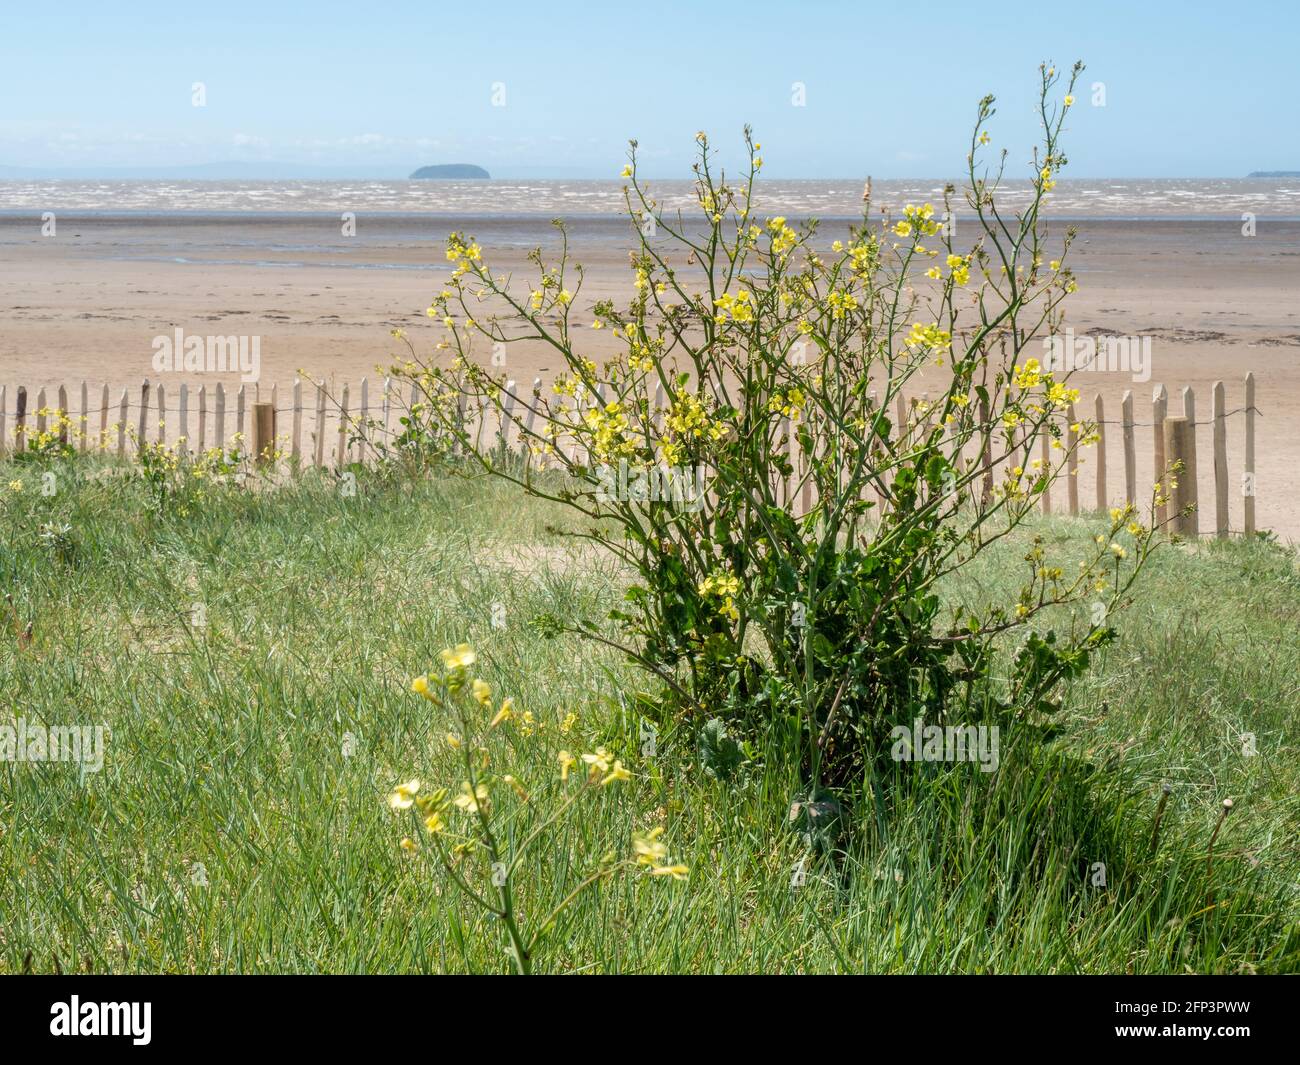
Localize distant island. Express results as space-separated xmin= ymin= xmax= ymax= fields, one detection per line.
xmin=410 ymin=164 xmax=490 ymax=179
xmin=1247 ymin=171 xmax=1300 ymax=178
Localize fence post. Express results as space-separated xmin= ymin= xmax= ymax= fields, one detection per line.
xmin=0 ymin=386 xmax=6 ymax=457
xmin=197 ymin=385 xmax=207 ymax=451
xmin=1164 ymin=416 xmax=1197 ymax=537
xmin=1066 ymin=401 xmax=1078 ymax=515
xmin=381 ymin=377 xmax=391 ymax=449
xmin=178 ymin=383 xmax=188 ymax=455
xmin=1121 ymin=390 xmax=1136 ymax=506
xmin=36 ymin=388 xmax=47 ymax=439
xmin=78 ymin=382 xmax=89 ymax=451
xmin=337 ymin=382 xmax=350 ymax=468
xmin=314 ymin=381 xmax=327 ymax=468
xmin=1153 ymin=384 xmax=1168 ymax=525
xmin=523 ymin=377 xmax=541 ymax=447
xmin=253 ymin=401 xmax=276 ymax=468
xmin=156 ymin=382 xmax=166 ymax=444
xmin=292 ymin=380 xmax=303 ymax=464
xmin=215 ymin=383 xmax=226 ymax=449
xmin=1094 ymin=394 xmax=1107 ymax=511
xmin=57 ymin=385 xmax=68 ymax=447
xmin=117 ymin=389 xmax=128 ymax=457
xmin=1244 ymin=372 xmax=1256 ymax=537
xmin=99 ymin=384 xmax=110 ymax=451
xmin=15 ymin=386 xmax=28 ymax=452
xmin=1181 ymin=387 xmax=1198 ymax=536
xmin=1180 ymin=384 xmax=1196 ymax=496
xmin=500 ymin=380 xmax=517 ymax=455
xmin=137 ymin=380 xmax=149 ymax=454
xmin=235 ymin=385 xmax=246 ymax=456
xmin=1213 ymin=381 xmax=1229 ymax=538
xmin=1039 ymin=425 xmax=1051 ymax=515
xmin=357 ymin=378 xmax=369 ymax=464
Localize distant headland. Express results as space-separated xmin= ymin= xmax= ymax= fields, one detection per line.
xmin=410 ymin=164 xmax=490 ymax=179
xmin=1247 ymin=171 xmax=1300 ymax=178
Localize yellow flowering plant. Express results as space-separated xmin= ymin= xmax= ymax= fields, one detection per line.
xmin=391 ymin=643 xmax=687 ymax=974
xmin=133 ymin=433 xmax=257 ymax=518
xmin=391 ymin=64 xmax=1174 ymax=792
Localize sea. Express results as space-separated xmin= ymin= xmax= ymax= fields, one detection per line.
xmin=1 ymin=178 xmax=1297 ymax=221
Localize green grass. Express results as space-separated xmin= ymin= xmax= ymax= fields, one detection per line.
xmin=1 ymin=458 xmax=1297 ymax=973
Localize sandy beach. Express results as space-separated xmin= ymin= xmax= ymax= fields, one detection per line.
xmin=1 ymin=205 xmax=1297 ymax=539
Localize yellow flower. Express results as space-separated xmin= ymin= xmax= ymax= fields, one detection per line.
xmin=7 ymin=480 xmax=22 ymax=493
xmin=632 ymin=826 xmax=668 ymax=866
xmin=978 ymin=131 xmax=990 ymax=145
xmin=906 ymin=321 xmax=951 ymax=351
xmin=400 ymin=837 xmax=417 ymax=852
xmin=560 ymin=712 xmax=578 ymax=734
xmin=445 ymin=732 xmax=462 ymax=749
xmin=557 ymin=749 xmax=577 ymax=782
xmin=411 ymin=675 xmax=441 ymax=705
xmin=388 ymin=779 xmax=421 ymax=810
xmin=581 ymin=747 xmax=613 ymax=776
xmin=1110 ymin=544 xmax=1127 ymax=559
xmin=893 ymin=220 xmax=913 ymax=237
xmin=453 ymin=781 xmax=490 ymax=815
xmin=620 ymin=164 xmax=632 ymax=178
xmin=649 ymin=864 xmax=690 ymax=881
xmin=490 ymin=697 xmax=515 ymax=728
xmin=600 ymin=760 xmax=632 ymax=786
xmin=440 ymin=644 xmax=476 ymax=672
xmin=1064 ymin=94 xmax=1075 ymax=107
xmin=502 ymin=774 xmax=529 ymax=800
xmin=472 ymin=678 xmax=492 ymax=706
xmin=423 ymin=811 xmax=445 ymax=834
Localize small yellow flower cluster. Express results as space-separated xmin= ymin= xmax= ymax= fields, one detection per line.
xmin=1014 ymin=358 xmax=1043 ymax=389
xmin=698 ymin=569 xmax=741 ymax=622
xmin=1045 ymin=380 xmax=1081 ymax=407
xmin=583 ymin=400 xmax=641 ymax=463
xmin=767 ymin=387 xmax=806 ymax=421
xmin=713 ymin=289 xmax=755 ymax=324
xmin=445 ymin=234 xmax=484 ymax=279
xmin=661 ymin=392 xmax=725 ymax=466
xmin=632 ymin=826 xmax=689 ymax=880
xmin=893 ymin=203 xmax=940 ymax=239
xmin=906 ymin=321 xmax=951 ymax=352
xmin=826 ymin=289 xmax=859 ymax=320
xmin=766 ymin=216 xmax=798 ymax=256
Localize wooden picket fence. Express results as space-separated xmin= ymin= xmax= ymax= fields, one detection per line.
xmin=0 ymin=372 xmax=1261 ymax=539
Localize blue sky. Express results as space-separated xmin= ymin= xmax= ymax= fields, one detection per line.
xmin=0 ymin=0 xmax=1295 ymax=178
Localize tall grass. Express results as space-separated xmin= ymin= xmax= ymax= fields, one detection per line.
xmin=0 ymin=461 xmax=1296 ymax=972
